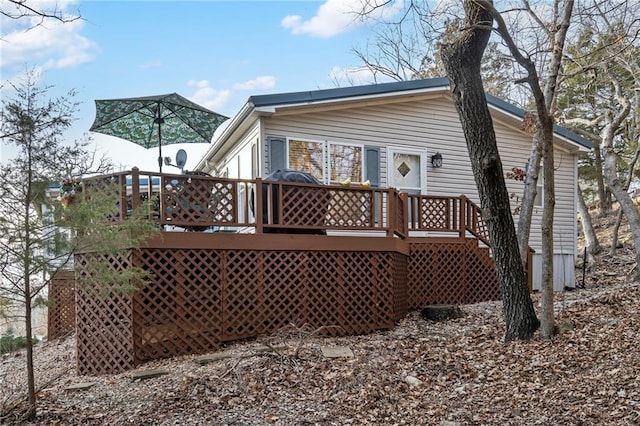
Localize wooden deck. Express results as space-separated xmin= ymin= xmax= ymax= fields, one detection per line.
xmin=63 ymin=169 xmax=531 ymax=375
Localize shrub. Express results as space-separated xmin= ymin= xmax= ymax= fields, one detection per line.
xmin=0 ymin=333 xmax=39 ymax=355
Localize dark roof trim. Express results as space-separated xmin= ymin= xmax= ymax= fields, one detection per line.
xmin=249 ymin=77 xmax=592 ymax=150
xmin=249 ymin=77 xmax=450 ymax=108
xmin=486 ymin=94 xmax=592 ymax=150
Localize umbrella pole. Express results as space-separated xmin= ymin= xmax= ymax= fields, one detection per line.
xmin=158 ymin=128 xmax=163 ymax=173
xmin=156 ymin=104 xmax=163 ymax=173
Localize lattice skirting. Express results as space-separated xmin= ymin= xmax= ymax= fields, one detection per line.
xmin=75 ymin=236 xmax=504 ymax=375
xmin=47 ymin=271 xmax=76 ymax=340
xmin=76 ymin=247 xmax=408 ymax=375
xmin=406 ymin=238 xmax=500 ymax=309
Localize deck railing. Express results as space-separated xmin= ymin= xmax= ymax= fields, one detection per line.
xmin=82 ymin=168 xmax=488 ymax=243
xmin=405 ymin=194 xmax=489 ymax=245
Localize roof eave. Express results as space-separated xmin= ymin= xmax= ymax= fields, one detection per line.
xmin=195 ymin=101 xmax=257 ymax=171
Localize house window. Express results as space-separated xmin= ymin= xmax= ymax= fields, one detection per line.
xmin=268 ymin=136 xmax=370 ymax=185
xmin=329 ymin=143 xmax=363 ymax=184
xmin=288 ymin=139 xmax=324 ymax=181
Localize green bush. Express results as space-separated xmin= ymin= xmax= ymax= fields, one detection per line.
xmin=0 ymin=333 xmax=39 ymax=355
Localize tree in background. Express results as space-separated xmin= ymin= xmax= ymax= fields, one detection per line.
xmin=0 ymin=70 xmax=158 ymax=421
xmin=559 ymin=5 xmax=640 ymax=280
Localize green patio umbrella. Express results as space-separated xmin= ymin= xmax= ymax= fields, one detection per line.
xmin=89 ymin=93 xmax=229 ymax=172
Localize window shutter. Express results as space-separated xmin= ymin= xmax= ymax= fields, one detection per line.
xmin=267 ymin=136 xmax=286 ymax=173
xmin=364 ymin=146 xmax=380 ymax=187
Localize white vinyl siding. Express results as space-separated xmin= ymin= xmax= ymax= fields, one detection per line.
xmin=261 ymin=96 xmax=579 ymax=288
xmin=212 ymin=121 xmax=260 ymax=179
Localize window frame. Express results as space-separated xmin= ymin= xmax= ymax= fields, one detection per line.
xmin=285 ymin=137 xmax=326 ymax=182
xmin=283 ymin=138 xmax=366 ymax=185
xmin=327 ymin=141 xmax=365 ymax=185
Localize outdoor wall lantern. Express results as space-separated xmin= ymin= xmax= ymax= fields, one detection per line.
xmin=431 ymin=152 xmax=443 ymax=168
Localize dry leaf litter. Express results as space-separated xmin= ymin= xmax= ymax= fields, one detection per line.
xmin=1 ymin=213 xmax=639 ymax=425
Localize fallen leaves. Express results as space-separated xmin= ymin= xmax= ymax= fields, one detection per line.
xmin=2 ymin=248 xmax=640 ymax=424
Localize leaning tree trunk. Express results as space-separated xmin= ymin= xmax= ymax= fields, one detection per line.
xmin=517 ymin=136 xmax=542 ymax=266
xmin=577 ymin=184 xmax=600 ymax=267
xmin=610 ymin=142 xmax=640 ymax=254
xmin=441 ymin=0 xmax=539 ymax=341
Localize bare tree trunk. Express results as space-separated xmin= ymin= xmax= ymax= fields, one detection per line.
xmin=539 ymin=121 xmax=556 ymax=338
xmin=517 ymin=137 xmax=541 ymax=265
xmin=577 ymin=184 xmax=600 ymax=267
xmin=593 ymin=140 xmax=612 ymax=214
xmin=610 ymin=207 xmax=625 ymax=254
xmin=25 ymin=284 xmax=36 ymax=421
xmin=610 ymin=142 xmax=640 ymax=253
xmin=441 ymin=0 xmax=539 ymax=341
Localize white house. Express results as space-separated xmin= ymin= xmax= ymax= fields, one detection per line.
xmin=195 ymin=77 xmax=591 ymax=290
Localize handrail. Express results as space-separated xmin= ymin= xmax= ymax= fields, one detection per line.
xmin=80 ymin=170 xmax=528 ymax=261
xmin=82 ymin=169 xmax=401 ymax=236
xmin=460 ymin=195 xmax=490 ymax=246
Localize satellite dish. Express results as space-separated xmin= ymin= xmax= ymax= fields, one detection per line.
xmin=175 ymin=149 xmax=187 ymax=169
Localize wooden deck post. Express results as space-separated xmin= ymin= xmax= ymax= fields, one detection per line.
xmin=130 ymin=167 xmax=140 ymax=217
xmin=255 ymin=178 xmax=263 ymax=234
xmin=459 ymin=195 xmax=467 ymax=239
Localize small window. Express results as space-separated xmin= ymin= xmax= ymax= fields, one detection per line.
xmin=329 ymin=143 xmax=363 ymax=184
xmin=288 ymin=139 xmax=324 ymax=181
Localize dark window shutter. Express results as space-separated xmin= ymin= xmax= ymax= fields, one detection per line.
xmin=267 ymin=136 xmax=287 ymax=173
xmin=364 ymin=146 xmax=380 ymax=187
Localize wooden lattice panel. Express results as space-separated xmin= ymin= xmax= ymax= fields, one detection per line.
xmin=75 ymin=253 xmax=135 ymax=375
xmin=47 ymin=271 xmax=76 ymax=340
xmin=305 ymin=251 xmax=392 ymax=334
xmin=75 ymin=243 xmax=407 ymax=373
xmin=133 ymin=249 xmax=224 ymax=361
xmin=278 ymin=185 xmax=332 ymax=227
xmin=325 ymin=189 xmax=374 ymax=227
xmin=75 ymin=232 xmax=501 ymax=375
xmin=407 ymin=241 xmax=465 ymax=308
xmin=162 ymin=176 xmax=239 ymax=226
xmin=246 ymin=251 xmax=309 ymax=336
xmin=466 ymin=202 xmax=489 ymax=241
xmin=82 ymin=176 xmax=127 ymax=222
xmin=392 ymin=253 xmax=409 ymax=321
xmin=418 ymin=197 xmax=452 ymax=230
xmin=464 ymin=240 xmax=500 ymax=303
xmin=406 ymin=239 xmax=500 ymax=309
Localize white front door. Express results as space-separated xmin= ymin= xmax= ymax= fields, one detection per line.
xmin=387 ymin=147 xmax=428 ymax=195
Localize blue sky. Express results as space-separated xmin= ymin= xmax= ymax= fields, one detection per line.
xmin=1 ymin=0 xmax=403 ymax=171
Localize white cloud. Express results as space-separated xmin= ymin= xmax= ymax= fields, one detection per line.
xmin=1 ymin=2 xmax=97 ymax=76
xmin=186 ymin=76 xmax=277 ymax=116
xmin=233 ymin=76 xmax=276 ymax=91
xmin=187 ymin=79 xmax=233 ymax=113
xmin=282 ymin=0 xmax=404 ymax=38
